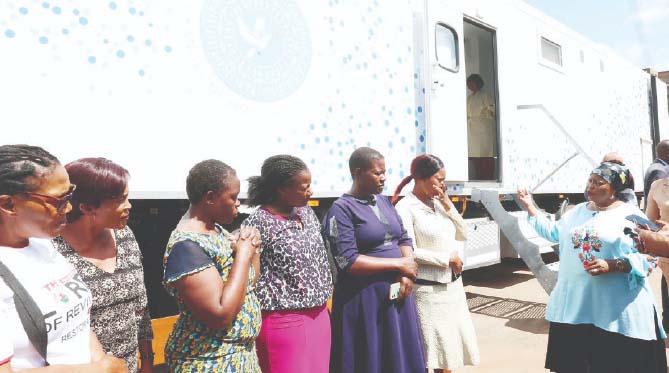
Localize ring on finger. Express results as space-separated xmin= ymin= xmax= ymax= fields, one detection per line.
xmin=591 ymin=269 xmax=599 ymax=274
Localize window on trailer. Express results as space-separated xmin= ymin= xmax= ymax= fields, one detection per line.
xmin=540 ymin=37 xmax=562 ymax=66
xmin=435 ymin=23 xmax=459 ymax=72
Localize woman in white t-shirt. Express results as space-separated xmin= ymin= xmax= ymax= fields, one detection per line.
xmin=0 ymin=318 xmax=12 ymax=368
xmin=0 ymin=144 xmax=126 ymax=373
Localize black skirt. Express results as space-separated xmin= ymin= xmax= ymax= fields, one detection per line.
xmin=545 ymin=316 xmax=666 ymax=373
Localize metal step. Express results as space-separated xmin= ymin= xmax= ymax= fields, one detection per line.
xmin=470 ymin=188 xmax=559 ymax=294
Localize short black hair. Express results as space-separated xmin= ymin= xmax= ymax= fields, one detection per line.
xmin=348 ymin=147 xmax=384 ymax=175
xmin=246 ymin=155 xmax=308 ymax=206
xmin=656 ymin=140 xmax=669 ymax=159
xmin=0 ymin=144 xmax=60 ymax=195
xmin=186 ymin=159 xmax=236 ymax=204
xmin=467 ymin=74 xmax=484 ymax=90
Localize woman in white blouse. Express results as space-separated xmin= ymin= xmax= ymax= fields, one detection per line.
xmin=393 ymin=154 xmax=479 ymax=373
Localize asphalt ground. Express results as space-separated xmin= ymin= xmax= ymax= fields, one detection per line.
xmin=459 ymin=257 xmax=668 ymax=373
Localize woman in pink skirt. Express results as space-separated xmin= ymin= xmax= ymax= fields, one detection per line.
xmin=243 ymin=155 xmax=333 ymax=373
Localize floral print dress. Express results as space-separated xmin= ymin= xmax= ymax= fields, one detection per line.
xmin=53 ymin=227 xmax=153 ymax=373
xmin=528 ymin=202 xmax=664 ymax=340
xmin=162 ymin=225 xmax=261 ymax=372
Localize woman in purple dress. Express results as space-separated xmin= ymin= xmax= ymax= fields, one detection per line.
xmin=322 ymin=147 xmax=425 ymax=373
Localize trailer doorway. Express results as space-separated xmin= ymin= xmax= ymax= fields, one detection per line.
xmin=464 ymin=20 xmax=499 ymax=181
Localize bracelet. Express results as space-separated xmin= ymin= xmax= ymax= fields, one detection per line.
xmin=613 ymin=258 xmax=627 ymax=273
xmin=140 ymin=352 xmax=155 ymax=360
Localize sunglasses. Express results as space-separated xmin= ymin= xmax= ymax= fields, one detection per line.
xmin=21 ymin=184 xmax=77 ymax=213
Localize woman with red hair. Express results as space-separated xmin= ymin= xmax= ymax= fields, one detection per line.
xmin=393 ymin=154 xmax=479 ymax=373
xmin=53 ymin=158 xmax=154 ymax=373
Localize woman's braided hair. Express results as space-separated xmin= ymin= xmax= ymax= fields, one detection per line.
xmin=246 ymin=155 xmax=308 ymax=206
xmin=0 ymin=145 xmax=60 ymax=195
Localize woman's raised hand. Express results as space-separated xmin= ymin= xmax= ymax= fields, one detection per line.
xmin=517 ymin=187 xmax=538 ymax=217
xmin=433 ymin=184 xmax=452 ymax=212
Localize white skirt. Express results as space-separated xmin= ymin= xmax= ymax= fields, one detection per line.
xmin=413 ymin=278 xmax=480 ymax=370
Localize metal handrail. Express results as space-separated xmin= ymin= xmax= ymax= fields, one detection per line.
xmin=517 ymin=104 xmax=598 ymax=193
xmin=517 ymin=104 xmax=597 ymax=168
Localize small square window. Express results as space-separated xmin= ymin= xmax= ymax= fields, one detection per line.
xmin=540 ymin=37 xmax=562 ymax=66
xmin=600 ymin=60 xmax=605 ymax=72
xmin=580 ymin=50 xmax=585 ymax=63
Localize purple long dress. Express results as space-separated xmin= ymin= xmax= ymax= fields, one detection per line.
xmin=322 ymin=194 xmax=426 ymax=373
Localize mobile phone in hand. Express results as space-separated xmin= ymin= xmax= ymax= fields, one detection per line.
xmin=625 ymin=214 xmax=660 ymax=232
xmin=389 ymin=282 xmax=400 ymax=300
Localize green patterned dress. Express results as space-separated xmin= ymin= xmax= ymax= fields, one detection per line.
xmin=162 ymin=225 xmax=261 ymax=372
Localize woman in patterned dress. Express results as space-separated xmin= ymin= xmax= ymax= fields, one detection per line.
xmin=243 ymin=155 xmax=333 ymax=373
xmin=519 ymin=162 xmax=666 ymax=373
xmin=54 ymin=158 xmax=154 ymax=373
xmin=162 ymin=159 xmax=262 ymax=372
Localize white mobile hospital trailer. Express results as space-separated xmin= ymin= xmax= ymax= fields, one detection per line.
xmin=1 ymin=0 xmax=667 ymax=310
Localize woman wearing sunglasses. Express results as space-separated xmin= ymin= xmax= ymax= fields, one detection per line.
xmin=0 ymin=144 xmax=126 ymax=372
xmin=52 ymin=158 xmax=154 ymax=373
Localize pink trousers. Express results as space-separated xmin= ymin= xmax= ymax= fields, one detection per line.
xmin=256 ymin=304 xmax=331 ymax=373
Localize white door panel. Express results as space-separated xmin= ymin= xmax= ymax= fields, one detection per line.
xmin=425 ymin=0 xmax=468 ymax=181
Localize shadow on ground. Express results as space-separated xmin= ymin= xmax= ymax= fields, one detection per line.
xmin=463 ymin=254 xmax=558 ymax=290
xmin=466 ymin=292 xmax=549 ymax=335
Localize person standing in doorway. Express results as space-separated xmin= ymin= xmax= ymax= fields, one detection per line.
xmin=466 ymin=74 xmax=496 ymax=180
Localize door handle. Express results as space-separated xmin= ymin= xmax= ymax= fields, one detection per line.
xmin=432 ymin=63 xmax=445 ymax=89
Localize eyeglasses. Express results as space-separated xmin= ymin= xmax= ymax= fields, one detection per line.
xmin=21 ymin=184 xmax=77 ymax=213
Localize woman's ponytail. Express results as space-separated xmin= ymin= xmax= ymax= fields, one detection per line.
xmin=391 ymin=175 xmax=414 ymax=205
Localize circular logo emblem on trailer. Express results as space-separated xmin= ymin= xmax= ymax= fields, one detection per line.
xmin=200 ymin=0 xmax=312 ymax=102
